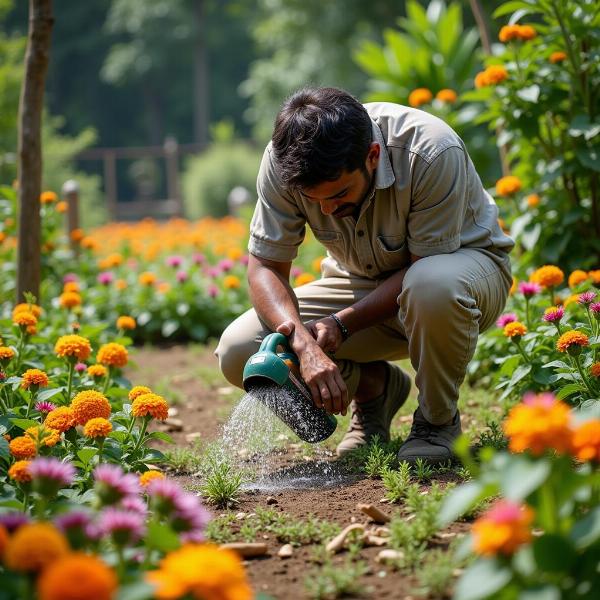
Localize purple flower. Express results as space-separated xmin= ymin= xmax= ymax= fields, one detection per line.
xmin=542 ymin=306 xmax=565 ymax=323
xmin=207 ymin=284 xmax=219 ymax=298
xmin=94 ymin=464 xmax=141 ymax=504
xmin=239 ymin=254 xmax=249 ymax=266
xmin=55 ymin=510 xmax=92 ymax=533
xmin=74 ymin=362 xmax=87 ymax=373
xmin=35 ymin=400 xmax=56 ymax=414
xmin=97 ymin=271 xmax=114 ymax=286
xmin=166 ymin=255 xmax=184 ymax=268
xmin=192 ymin=253 xmax=205 ymax=265
xmin=578 ymin=291 xmax=596 ymax=305
xmin=518 ymin=281 xmax=541 ymax=297
xmin=218 ymin=259 xmax=234 ymax=272
xmin=98 ymin=507 xmax=145 ymax=545
xmin=146 ymin=477 xmax=186 ymax=515
xmin=290 ymin=266 xmax=302 ymax=278
xmin=590 ymin=302 xmax=600 ymax=316
xmin=63 ymin=273 xmax=78 ymax=284
xmin=120 ymin=495 xmax=148 ymax=516
xmin=171 ymin=495 xmax=211 ymax=533
xmin=176 ymin=270 xmax=188 ymax=283
xmin=29 ymin=457 xmax=75 ymax=496
xmin=206 ymin=267 xmax=221 ymax=278
xmin=496 ymin=313 xmax=518 ymax=328
xmin=0 ymin=512 xmax=29 ymax=533
xmin=180 ymin=529 xmax=206 ymax=543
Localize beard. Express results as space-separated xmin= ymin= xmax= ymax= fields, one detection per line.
xmin=332 ymin=169 xmax=376 ymax=218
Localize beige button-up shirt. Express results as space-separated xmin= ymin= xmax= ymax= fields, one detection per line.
xmin=248 ymin=102 xmax=514 ymax=280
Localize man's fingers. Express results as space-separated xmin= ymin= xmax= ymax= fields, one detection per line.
xmin=333 ymin=371 xmax=349 ymax=416
xmin=276 ymin=321 xmax=295 ymax=336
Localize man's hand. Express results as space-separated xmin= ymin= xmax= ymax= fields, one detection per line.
xmin=276 ymin=321 xmax=349 ymax=415
xmin=305 ymin=316 xmax=344 ymax=353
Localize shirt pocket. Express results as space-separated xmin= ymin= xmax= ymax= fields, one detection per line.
xmin=375 ymin=234 xmax=410 ymax=273
xmin=311 ymin=228 xmax=345 ymax=256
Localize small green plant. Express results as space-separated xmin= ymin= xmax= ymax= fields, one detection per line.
xmin=163 ymin=439 xmax=203 ymax=473
xmin=413 ymin=545 xmax=460 ymax=597
xmin=381 ymin=461 xmax=411 ymax=502
xmin=200 ymin=457 xmax=243 ymax=508
xmin=364 ymin=435 xmax=395 ymax=478
xmin=304 ymin=557 xmax=369 ymax=600
xmin=412 ymin=457 xmax=435 ymax=482
xmin=474 ymin=420 xmax=508 ymax=452
xmin=205 ymin=514 xmax=238 ymax=544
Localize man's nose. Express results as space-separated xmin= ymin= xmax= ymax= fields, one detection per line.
xmin=319 ymin=200 xmax=337 ymax=215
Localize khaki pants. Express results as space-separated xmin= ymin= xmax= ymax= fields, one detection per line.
xmin=215 ymin=248 xmax=512 ymax=425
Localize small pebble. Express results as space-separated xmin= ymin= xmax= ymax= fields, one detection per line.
xmin=167 ymin=407 xmax=179 ymax=417
xmin=185 ymin=432 xmax=201 ymax=442
xmin=164 ymin=417 xmax=184 ymax=431
xmin=278 ymin=544 xmax=294 ymax=558
xmin=235 ymin=512 xmax=247 ymax=521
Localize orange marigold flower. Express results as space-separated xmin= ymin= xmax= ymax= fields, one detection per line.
xmin=129 ymin=385 xmax=152 ymax=401
xmin=495 ymin=175 xmax=522 ymax=197
xmin=588 ymin=270 xmax=600 ymax=285
xmin=13 ymin=303 xmax=42 ymax=318
xmin=435 ymin=88 xmax=457 ymax=103
xmin=44 ymin=407 xmax=75 ymax=433
xmin=71 ymin=390 xmax=111 ymax=425
xmin=295 ymin=273 xmax=316 ymax=287
xmin=531 ymin=265 xmax=564 ymax=288
xmin=550 ymin=51 xmax=567 ymax=64
xmin=0 ymin=524 xmax=7 ymax=557
xmin=223 ymin=275 xmax=241 ymax=290
xmin=503 ymin=321 xmax=527 ymax=338
xmin=37 ymin=552 xmax=118 ymax=600
xmin=9 ymin=436 xmax=37 ymax=459
xmin=568 ymin=269 xmax=589 ymax=288
xmin=499 ymin=24 xmax=521 ymax=43
xmin=517 ymin=25 xmax=536 ymax=40
xmin=13 ymin=311 xmax=37 ymax=328
xmin=63 ymin=282 xmax=80 ymax=293
xmin=116 ymin=315 xmax=136 ymax=330
xmin=97 ymin=342 xmax=128 ymax=368
xmin=5 ymin=523 xmax=69 ymax=572
xmin=139 ymin=271 xmax=157 ymax=286
xmin=408 ymin=87 xmax=433 ymax=107
xmin=0 ymin=346 xmax=15 ymax=362
xmin=70 ymin=228 xmax=84 ymax=242
xmin=26 ymin=426 xmax=61 ymax=448
xmin=8 ymin=460 xmax=32 ymax=483
xmin=59 ymin=291 xmax=82 ymax=309
xmin=504 ymin=393 xmax=572 ymax=455
xmin=131 ymin=393 xmax=169 ymax=420
xmin=509 ymin=277 xmax=517 ymax=296
xmin=40 ymin=191 xmax=58 ymax=204
xmin=21 ymin=369 xmax=49 ymax=390
xmin=139 ymin=470 xmax=165 ymax=487
xmin=485 ymin=65 xmax=508 ymax=85
xmin=80 ymin=236 xmax=99 ymax=251
xmin=562 ymin=293 xmax=579 ymax=308
xmin=311 ymin=256 xmax=325 ymax=273
xmin=474 ymin=71 xmax=489 ymax=88
xmin=526 ymin=193 xmax=540 ymax=208
xmin=87 ymin=364 xmax=108 ymax=378
xmin=556 ymin=329 xmax=589 ymax=354
xmin=146 ymin=544 xmax=252 ymax=600
xmin=226 ymin=246 xmax=243 ymax=261
xmin=55 ymin=200 xmax=68 ymax=213
xmin=54 ymin=335 xmax=92 ymax=361
xmin=571 ymin=420 xmax=600 ymax=462
xmin=83 ymin=417 xmax=112 ymax=438
xmin=472 ymin=500 xmax=534 ymax=556
xmin=591 ymin=362 xmax=600 ymax=378
xmin=115 ymin=279 xmax=128 ymax=291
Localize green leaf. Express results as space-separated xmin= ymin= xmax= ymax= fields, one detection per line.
xmin=146 ymin=521 xmax=180 ymax=552
xmin=454 ymin=559 xmax=512 ymax=600
xmin=519 ymin=586 xmax=561 ymax=600
xmin=516 ymin=85 xmax=540 ymax=103
xmin=115 ymin=582 xmax=155 ymax=600
xmin=0 ymin=436 xmax=9 ymax=463
xmin=147 ymin=431 xmax=175 ymax=444
xmin=438 ymin=481 xmax=486 ymax=526
xmin=0 ymin=415 xmax=10 ymax=436
xmin=499 ymin=456 xmax=550 ymax=500
xmin=569 ymin=115 xmax=600 ymax=140
xmin=556 ymin=382 xmax=585 ymax=400
xmin=77 ymin=447 xmax=98 ymax=466
xmin=493 ymin=1 xmax=536 ymax=18
xmin=570 ymin=506 xmax=600 ymax=549
xmin=509 ymin=364 xmax=532 ymax=386
xmin=36 ymin=388 xmax=63 ymax=402
xmin=9 ymin=417 xmax=40 ymax=430
xmin=576 ymin=147 xmax=600 ymax=172
xmin=532 ymin=534 xmax=576 ymax=572
xmin=542 ymin=360 xmax=571 ymax=370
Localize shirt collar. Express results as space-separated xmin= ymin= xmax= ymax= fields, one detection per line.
xmin=371 ymin=119 xmax=395 ymax=189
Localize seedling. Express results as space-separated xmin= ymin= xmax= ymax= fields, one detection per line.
xmin=364 ymin=435 xmax=395 ymax=478
xmin=381 ymin=461 xmax=411 ymax=502
xmin=200 ymin=457 xmax=243 ymax=508
xmin=412 ymin=457 xmax=434 ymax=482
xmin=304 ymin=557 xmax=368 ymax=599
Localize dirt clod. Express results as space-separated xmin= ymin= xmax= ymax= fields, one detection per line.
xmin=221 ymin=542 xmax=269 ymax=558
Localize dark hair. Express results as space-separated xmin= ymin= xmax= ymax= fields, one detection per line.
xmin=271 ymin=87 xmax=372 ymax=189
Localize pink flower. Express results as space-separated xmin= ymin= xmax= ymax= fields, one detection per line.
xmin=192 ymin=253 xmax=205 ymax=265
xmin=207 ymin=284 xmax=219 ymax=298
xmin=542 ymin=306 xmax=565 ymax=323
xmin=497 ymin=313 xmax=518 ymax=328
xmin=239 ymin=254 xmax=249 ymax=266
xmin=0 ymin=512 xmax=30 ymax=533
xmin=523 ymin=392 xmax=556 ymax=408
xmin=74 ymin=362 xmax=87 ymax=373
xmin=218 ymin=259 xmax=234 ymax=272
xmin=35 ymin=400 xmax=56 ymax=413
xmin=518 ymin=282 xmax=541 ymax=297
xmin=485 ymin=499 xmax=526 ymax=524
xmin=291 ymin=266 xmax=303 ymax=278
xmin=206 ymin=267 xmax=221 ymax=278
xmin=578 ymin=291 xmax=596 ymax=305
xmin=97 ymin=271 xmax=114 ymax=286
xmin=590 ymin=302 xmax=600 ymax=316
xmin=166 ymin=255 xmax=184 ymax=268
xmin=63 ymin=273 xmax=78 ymax=284
xmin=119 ymin=495 xmax=148 ymax=516
xmin=55 ymin=510 xmax=92 ymax=534
xmin=98 ymin=508 xmax=145 ymax=545
xmin=94 ymin=464 xmax=141 ymax=504
xmin=176 ymin=270 xmax=188 ymax=283
xmin=29 ymin=457 xmax=75 ymax=495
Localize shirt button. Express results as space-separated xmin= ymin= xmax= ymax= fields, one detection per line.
xmin=357 ymin=230 xmax=365 ymax=237
xmin=366 ymin=264 xmax=373 ymax=270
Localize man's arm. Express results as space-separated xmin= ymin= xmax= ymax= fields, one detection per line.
xmin=247 ymin=253 xmax=348 ymax=414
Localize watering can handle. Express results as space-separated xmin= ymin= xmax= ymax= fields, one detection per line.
xmin=259 ymin=332 xmax=290 ymax=354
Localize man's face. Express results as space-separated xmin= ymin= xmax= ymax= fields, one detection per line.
xmin=301 ymin=143 xmax=380 ymax=218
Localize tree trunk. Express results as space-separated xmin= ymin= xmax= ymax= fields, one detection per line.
xmin=192 ymin=0 xmax=208 ymax=145
xmin=17 ymin=0 xmax=54 ymax=303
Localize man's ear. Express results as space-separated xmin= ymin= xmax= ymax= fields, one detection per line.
xmin=367 ymin=142 xmax=380 ymax=167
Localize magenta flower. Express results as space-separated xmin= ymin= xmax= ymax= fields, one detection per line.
xmin=166 ymin=255 xmax=184 ymax=268
xmin=578 ymin=291 xmax=596 ymax=305
xmin=590 ymin=302 xmax=600 ymax=316
xmin=206 ymin=267 xmax=221 ymax=278
xmin=181 ymin=529 xmax=206 ymax=543
xmin=484 ymin=499 xmax=527 ymax=525
xmin=523 ymin=392 xmax=556 ymax=408
xmin=29 ymin=457 xmax=76 ymax=496
xmin=207 ymin=284 xmax=219 ymax=298
xmin=0 ymin=512 xmax=29 ymax=533
xmin=176 ymin=270 xmax=188 ymax=283
xmin=55 ymin=510 xmax=92 ymax=533
xmin=35 ymin=400 xmax=56 ymax=414
xmin=63 ymin=273 xmax=78 ymax=284
xmin=98 ymin=508 xmax=145 ymax=545
xmin=74 ymin=362 xmax=87 ymax=373
xmin=239 ymin=254 xmax=249 ymax=266
xmin=94 ymin=464 xmax=141 ymax=504
xmin=290 ymin=266 xmax=303 ymax=278
xmin=496 ymin=313 xmax=518 ymax=328
xmin=518 ymin=281 xmax=541 ymax=297
xmin=97 ymin=271 xmax=114 ymax=286
xmin=146 ymin=477 xmax=186 ymax=515
xmin=192 ymin=253 xmax=205 ymax=265
xmin=218 ymin=258 xmax=234 ymax=272
xmin=120 ymin=495 xmax=148 ymax=516
xmin=542 ymin=306 xmax=565 ymax=323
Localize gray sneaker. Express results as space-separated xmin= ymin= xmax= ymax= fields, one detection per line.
xmin=336 ymin=363 xmax=411 ymax=456
xmin=396 ymin=407 xmax=462 ymax=465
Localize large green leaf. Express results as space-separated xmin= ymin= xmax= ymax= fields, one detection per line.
xmin=438 ymin=481 xmax=491 ymax=526
xmin=493 ymin=1 xmax=538 ymax=18
xmin=146 ymin=521 xmax=180 ymax=552
xmin=570 ymin=506 xmax=600 ymax=549
xmin=454 ymin=559 xmax=512 ymax=600
xmin=519 ymin=586 xmax=561 ymax=600
xmin=532 ymin=534 xmax=576 ymax=572
xmin=556 ymin=382 xmax=585 ymax=400
xmin=499 ymin=456 xmax=551 ymax=500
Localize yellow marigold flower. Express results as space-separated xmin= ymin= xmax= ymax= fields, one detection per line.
xmin=139 ymin=271 xmax=157 ymax=286
xmin=550 ymin=51 xmax=567 ymax=64
xmin=21 ymin=369 xmax=49 ymax=390
xmin=568 ymin=269 xmax=589 ymax=288
xmin=8 ymin=460 xmax=32 ymax=483
xmin=556 ymin=329 xmax=589 ymax=354
xmin=63 ymin=281 xmax=80 ymax=293
xmin=83 ymin=417 xmax=112 ymax=438
xmin=146 ymin=544 xmax=252 ymax=600
xmin=499 ymin=24 xmax=520 ymax=42
xmin=131 ymin=393 xmax=169 ymax=420
xmin=115 ymin=279 xmax=128 ymax=291
xmin=503 ymin=321 xmax=527 ymax=338
xmin=87 ymin=364 xmax=108 ymax=378
xmin=37 ymin=552 xmax=118 ymax=600
xmin=44 ymin=407 xmax=75 ymax=433
xmin=5 ymin=522 xmax=69 ymax=572
xmin=517 ymin=25 xmax=536 ymax=40
xmin=139 ymin=470 xmax=165 ymax=487
xmin=59 ymin=291 xmax=82 ymax=309
xmin=435 ymin=88 xmax=457 ymax=103
xmin=504 ymin=393 xmax=572 ymax=455
xmin=80 ymin=236 xmax=99 ymax=251
xmin=591 ymin=362 xmax=600 ymax=378
xmin=54 ymin=335 xmax=92 ymax=361
xmin=531 ymin=265 xmax=564 ymax=288
xmin=97 ymin=342 xmax=128 ymax=368
xmin=526 ymin=193 xmax=540 ymax=208
xmin=223 ymin=275 xmax=241 ymax=290
xmin=13 ymin=311 xmax=37 ymax=328
xmin=588 ymin=270 xmax=600 ymax=285
xmin=226 ymin=246 xmax=243 ymax=261
xmin=26 ymin=426 xmax=61 ymax=448
xmin=158 ymin=282 xmax=171 ymax=294
xmin=71 ymin=390 xmax=111 ymax=425
xmin=9 ymin=436 xmax=37 ymax=459
xmin=40 ymin=191 xmax=58 ymax=204
xmin=562 ymin=293 xmax=578 ymax=308
xmin=311 ymin=256 xmax=325 ymax=273
xmin=472 ymin=500 xmax=534 ymax=556
xmin=408 ymin=87 xmax=433 ymax=107
xmin=70 ymin=228 xmax=84 ymax=242
xmin=55 ymin=200 xmax=68 ymax=213
xmin=0 ymin=346 xmax=15 ymax=362
xmin=495 ymin=175 xmax=522 ymax=197
xmin=116 ymin=315 xmax=136 ymax=330
xmin=295 ymin=272 xmax=316 ymax=287
xmin=571 ymin=420 xmax=600 ymax=462
xmin=128 ymin=385 xmax=152 ymax=401
xmin=509 ymin=277 xmax=517 ymax=295
xmin=13 ymin=303 xmax=42 ymax=318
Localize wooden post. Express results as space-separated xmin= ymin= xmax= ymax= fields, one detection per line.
xmin=61 ymin=179 xmax=79 ymax=255
xmin=164 ymin=136 xmax=182 ymax=216
xmin=104 ymin=150 xmax=118 ymax=220
xmin=16 ymin=0 xmax=54 ymax=302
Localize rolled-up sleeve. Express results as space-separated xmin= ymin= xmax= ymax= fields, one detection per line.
xmin=248 ymin=145 xmax=307 ymax=262
xmin=407 ymin=146 xmax=467 ymax=257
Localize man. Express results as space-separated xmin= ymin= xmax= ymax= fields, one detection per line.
xmin=216 ymin=87 xmax=513 ymax=464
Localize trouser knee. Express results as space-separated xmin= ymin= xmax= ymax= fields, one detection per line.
xmin=214 ymin=324 xmax=254 ymax=389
